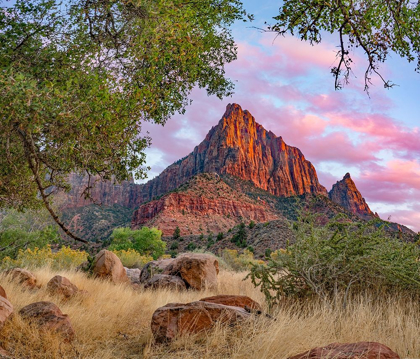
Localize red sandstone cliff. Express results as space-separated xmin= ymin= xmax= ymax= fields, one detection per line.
xmin=140 ymin=103 xmax=328 ymax=202
xmin=131 ymin=173 xmax=280 ymax=235
xmin=328 ymin=173 xmax=375 ymax=219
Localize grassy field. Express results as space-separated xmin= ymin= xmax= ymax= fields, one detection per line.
xmin=0 ymin=267 xmax=416 ymax=359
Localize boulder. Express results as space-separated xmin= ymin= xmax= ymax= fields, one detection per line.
xmin=124 ymin=267 xmax=141 ymax=284
xmin=0 ymin=347 xmax=11 ymax=358
xmin=151 ymin=301 xmax=250 ymax=343
xmin=5 ymin=268 xmax=38 ymax=289
xmin=140 ymin=258 xmax=174 ymax=283
xmin=163 ymin=253 xmax=219 ymax=290
xmin=19 ymin=301 xmax=75 ymax=342
xmin=0 ymin=296 xmax=13 ymax=329
xmin=288 ymin=342 xmax=400 ymax=359
xmin=0 ymin=285 xmax=7 ymax=299
xmin=92 ymin=250 xmax=128 ymax=284
xmin=200 ymin=295 xmax=262 ymax=311
xmin=47 ymin=275 xmax=79 ymax=298
xmin=144 ymin=274 xmax=187 ymax=291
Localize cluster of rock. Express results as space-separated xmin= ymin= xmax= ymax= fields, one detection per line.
xmin=0 ymin=250 xmax=402 ymax=358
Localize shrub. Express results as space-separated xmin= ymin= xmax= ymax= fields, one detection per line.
xmin=217 ymin=232 xmax=224 ymax=241
xmin=222 ymin=249 xmax=265 ymax=272
xmin=111 ymin=249 xmax=153 ymax=268
xmin=231 ymin=222 xmax=247 ymax=248
xmin=173 ymin=226 xmax=181 ymax=240
xmin=264 ymin=248 xmax=272 ymax=259
xmin=170 ymin=241 xmax=179 ymax=250
xmin=186 ymin=242 xmax=197 ymax=251
xmin=108 ymin=227 xmax=166 ymax=260
xmin=248 ymin=213 xmax=420 ymax=306
xmin=0 ymin=246 xmax=88 ymax=270
xmin=249 ymin=220 xmax=255 ymax=229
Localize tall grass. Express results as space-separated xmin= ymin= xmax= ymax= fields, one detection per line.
xmin=0 ymin=267 xmax=417 ymax=358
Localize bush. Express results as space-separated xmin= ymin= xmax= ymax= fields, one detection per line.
xmin=173 ymin=226 xmax=181 ymax=240
xmin=170 ymin=241 xmax=179 ymax=250
xmin=108 ymin=227 xmax=166 ymax=260
xmin=248 ymin=213 xmax=420 ymax=306
xmin=222 ymin=249 xmax=265 ymax=272
xmin=186 ymin=242 xmax=197 ymax=251
xmin=249 ymin=220 xmax=255 ymax=229
xmin=217 ymin=232 xmax=224 ymax=241
xmin=0 ymin=245 xmax=88 ymax=270
xmin=231 ymin=222 xmax=247 ymax=248
xmin=111 ymin=249 xmax=153 ymax=268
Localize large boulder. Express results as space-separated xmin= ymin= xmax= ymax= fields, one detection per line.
xmin=0 ymin=296 xmax=13 ymax=329
xmin=151 ymin=301 xmax=250 ymax=343
xmin=47 ymin=275 xmax=79 ymax=298
xmin=140 ymin=258 xmax=174 ymax=283
xmin=124 ymin=267 xmax=141 ymax=284
xmin=19 ymin=301 xmax=75 ymax=342
xmin=199 ymin=295 xmax=262 ymax=311
xmin=288 ymin=342 xmax=400 ymax=359
xmin=92 ymin=250 xmax=128 ymax=284
xmin=163 ymin=253 xmax=219 ymax=290
xmin=0 ymin=285 xmax=7 ymax=299
xmin=144 ymin=274 xmax=187 ymax=291
xmin=5 ymin=268 xmax=38 ymax=289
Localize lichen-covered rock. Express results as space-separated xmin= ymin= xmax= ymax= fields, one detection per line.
xmin=144 ymin=274 xmax=187 ymax=291
xmin=124 ymin=268 xmax=141 ymax=284
xmin=92 ymin=250 xmax=128 ymax=284
xmin=163 ymin=253 xmax=219 ymax=290
xmin=200 ymin=295 xmax=262 ymax=311
xmin=288 ymin=342 xmax=400 ymax=359
xmin=151 ymin=301 xmax=251 ymax=343
xmin=0 ymin=296 xmax=13 ymax=329
xmin=19 ymin=301 xmax=75 ymax=342
xmin=140 ymin=258 xmax=174 ymax=284
xmin=5 ymin=268 xmax=38 ymax=289
xmin=47 ymin=276 xmax=79 ymax=298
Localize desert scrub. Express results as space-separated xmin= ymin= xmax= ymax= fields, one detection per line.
xmin=0 ymin=245 xmax=88 ymax=270
xmin=110 ymin=249 xmax=153 ymax=268
xmin=248 ymin=213 xmax=420 ymax=305
xmin=222 ymin=249 xmax=265 ymax=272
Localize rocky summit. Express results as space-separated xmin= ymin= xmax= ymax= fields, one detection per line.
xmin=60 ymin=103 xmax=405 ymax=242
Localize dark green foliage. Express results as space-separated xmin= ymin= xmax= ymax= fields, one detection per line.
xmin=247 ymin=246 xmax=254 ymax=253
xmin=249 ymin=220 xmax=255 ymax=229
xmin=231 ymin=222 xmax=247 ymax=248
xmin=169 ymin=250 xmax=178 ymax=258
xmin=217 ymin=232 xmax=224 ymax=241
xmin=207 ymin=237 xmax=215 ymax=249
xmin=108 ymin=227 xmax=166 ymax=260
xmin=248 ymin=213 xmax=420 ymax=307
xmin=186 ymin=242 xmax=197 ymax=251
xmin=207 ymin=233 xmax=213 ymax=241
xmin=173 ymin=226 xmax=181 ymax=240
xmin=199 ymin=233 xmax=204 ymax=241
xmin=264 ymin=248 xmax=272 ymax=259
xmin=170 ymin=241 xmax=179 ymax=250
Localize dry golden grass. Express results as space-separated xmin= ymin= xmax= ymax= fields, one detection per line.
xmin=0 ymin=267 xmax=418 ymax=358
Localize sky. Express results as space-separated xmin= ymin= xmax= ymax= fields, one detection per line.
xmin=140 ymin=1 xmax=420 ymax=232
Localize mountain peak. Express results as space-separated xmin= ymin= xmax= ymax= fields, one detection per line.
xmin=329 ymin=173 xmax=374 ymax=219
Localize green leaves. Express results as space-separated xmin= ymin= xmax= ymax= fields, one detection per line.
xmin=0 ymin=0 xmax=248 ymax=239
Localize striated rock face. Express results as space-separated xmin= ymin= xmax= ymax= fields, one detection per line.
xmin=132 ymin=173 xmax=280 ymax=235
xmin=329 ymin=173 xmax=375 ymax=220
xmin=140 ymin=104 xmax=327 ymax=202
xmin=62 ymin=173 xmax=143 ymax=209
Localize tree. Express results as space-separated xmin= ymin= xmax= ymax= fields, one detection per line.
xmin=173 ymin=226 xmax=181 ymax=240
xmin=108 ymin=227 xmax=166 ymax=259
xmin=0 ymin=0 xmax=250 ymax=243
xmin=268 ymin=0 xmax=420 ymax=92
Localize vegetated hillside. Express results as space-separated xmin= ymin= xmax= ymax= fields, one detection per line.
xmin=131 ymin=173 xmax=281 ymax=236
xmin=60 ymin=204 xmax=134 ymax=241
